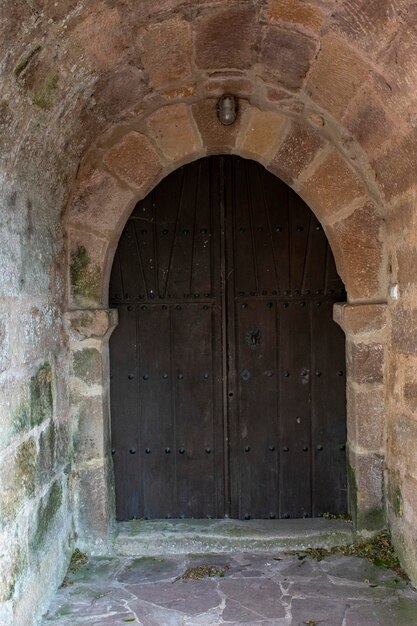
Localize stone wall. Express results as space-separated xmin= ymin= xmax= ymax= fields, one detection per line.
xmin=0 ymin=168 xmax=74 ymax=624
xmin=1 ymin=1 xmax=417 ymax=624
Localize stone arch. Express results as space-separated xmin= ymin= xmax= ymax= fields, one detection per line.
xmin=64 ymin=97 xmax=387 ymax=550
xmin=66 ymin=101 xmax=386 ymax=308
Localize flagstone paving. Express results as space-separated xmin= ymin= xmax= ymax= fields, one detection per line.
xmin=41 ymin=552 xmax=417 ymax=625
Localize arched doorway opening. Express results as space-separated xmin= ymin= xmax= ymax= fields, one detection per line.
xmin=109 ymin=156 xmax=347 ymax=521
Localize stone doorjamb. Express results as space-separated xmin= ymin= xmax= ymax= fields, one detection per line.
xmin=64 ymin=97 xmax=388 ymax=551
xmin=334 ymin=302 xmax=387 ymax=533
xmin=65 ymin=308 xmax=118 ymax=552
xmin=65 ymin=300 xmax=388 ymax=552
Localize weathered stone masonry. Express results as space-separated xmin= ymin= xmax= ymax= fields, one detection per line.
xmin=1 ymin=1 xmax=417 ymax=624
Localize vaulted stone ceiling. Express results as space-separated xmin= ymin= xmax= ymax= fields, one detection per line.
xmin=1 ymin=0 xmax=416 ymax=210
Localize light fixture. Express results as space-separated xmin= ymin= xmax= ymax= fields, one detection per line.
xmin=216 ymin=94 xmax=238 ymax=126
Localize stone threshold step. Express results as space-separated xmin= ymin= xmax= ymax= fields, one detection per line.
xmin=114 ymin=518 xmax=354 ymax=556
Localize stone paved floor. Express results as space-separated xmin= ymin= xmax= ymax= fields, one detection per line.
xmin=42 ymin=552 xmax=417 ymax=625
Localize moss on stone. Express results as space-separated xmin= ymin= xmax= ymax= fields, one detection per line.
xmin=31 ymin=480 xmax=63 ymax=549
xmin=16 ymin=437 xmax=37 ymax=499
xmin=72 ymin=348 xmax=101 ymax=384
xmin=292 ymin=530 xmax=408 ymax=581
xmin=387 ymin=469 xmax=403 ymax=517
xmin=357 ymin=507 xmax=385 ymax=532
xmin=53 ymin=419 xmax=71 ymax=469
xmin=0 ymin=543 xmax=27 ymax=602
xmin=32 ymin=70 xmax=59 ymax=110
xmin=12 ymin=399 xmax=30 ymax=434
xmin=37 ymin=421 xmax=55 ymax=486
xmin=30 ymin=363 xmax=53 ymax=427
xmin=68 ymin=549 xmax=88 ymax=573
xmin=70 ymin=245 xmax=101 ymax=301
xmin=0 ymin=438 xmax=36 ymax=524
xmin=14 ymin=45 xmax=41 ymax=77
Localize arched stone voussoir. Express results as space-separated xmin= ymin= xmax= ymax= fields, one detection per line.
xmin=236 ymin=107 xmax=288 ymax=163
xmin=191 ymin=99 xmax=247 ymax=156
xmin=266 ymin=118 xmax=325 ymax=186
xmin=298 ymin=148 xmax=369 ymax=223
xmin=305 ymin=33 xmax=372 ymax=123
xmin=66 ymin=168 xmax=136 ymax=240
xmin=102 ymin=131 xmax=164 ymax=194
xmin=325 ymin=201 xmax=386 ymax=302
xmin=146 ymin=103 xmax=203 ymax=162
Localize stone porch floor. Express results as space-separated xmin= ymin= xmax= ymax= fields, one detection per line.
xmin=42 ymin=551 xmax=417 ymax=625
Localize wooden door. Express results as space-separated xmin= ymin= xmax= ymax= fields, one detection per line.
xmin=109 ymin=156 xmax=347 ymax=521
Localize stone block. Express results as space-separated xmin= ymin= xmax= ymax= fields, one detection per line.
xmin=69 ymin=230 xmax=108 ymax=307
xmin=65 ymin=309 xmax=118 ymax=341
xmin=348 ymin=448 xmax=385 ymax=531
xmin=333 ymin=303 xmax=387 ymax=336
xmin=267 ymin=0 xmax=325 ymax=32
xmin=195 ymin=5 xmax=257 ymax=70
xmin=68 ymin=169 xmax=135 ymax=237
xmin=306 ymin=34 xmax=371 ymax=120
xmin=37 ymin=420 xmax=55 ymax=487
xmin=54 ymin=417 xmax=71 ymax=471
xmin=0 ymin=438 xmax=37 ymax=525
xmin=269 ymin=120 xmax=324 ymax=185
xmin=18 ymin=306 xmax=61 ymax=366
xmin=13 ymin=515 xmax=71 ymax=626
xmin=387 ymin=416 xmax=417 ymax=481
xmin=402 ymin=474 xmax=417 ymax=520
xmin=330 ymin=0 xmax=403 ymax=59
xmin=327 ymin=203 xmax=384 ymax=301
xmin=396 ymin=244 xmax=417 ymax=289
xmin=300 ymin=150 xmax=367 ymax=221
xmin=146 ymin=103 xmax=202 ymax=161
xmin=0 ymin=377 xmax=30 ymax=451
xmin=103 ymin=132 xmax=162 ymax=193
xmin=72 ymin=347 xmax=102 ymax=386
xmin=0 ymin=523 xmax=27 ymax=604
xmin=389 ymin=514 xmax=417 ymax=588
xmin=73 ymin=395 xmax=109 ymax=463
xmin=72 ymin=462 xmax=115 ymax=550
xmin=140 ymin=18 xmax=192 ymax=89
xmin=346 ymin=383 xmax=384 ymax=452
xmin=386 ymin=467 xmax=403 ymax=518
xmin=403 ymin=381 xmax=417 ymax=413
xmin=261 ymin=25 xmax=317 ymax=91
xmin=71 ymin=5 xmax=126 ymax=71
xmin=372 ymin=128 xmax=417 ymax=202
xmin=391 ymin=305 xmax=417 ymax=356
xmin=238 ymin=108 xmax=286 ymax=159
xmin=347 ymin=341 xmax=384 ymax=385
xmin=29 ymin=479 xmax=63 ymax=551
xmin=29 ymin=362 xmax=53 ymax=428
xmin=92 ymin=65 xmax=146 ymax=119
xmin=191 ymin=99 xmax=244 ymax=153
xmin=343 ymin=93 xmax=393 ymax=157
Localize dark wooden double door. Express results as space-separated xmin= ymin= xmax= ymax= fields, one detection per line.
xmin=109 ymin=156 xmax=347 ymax=521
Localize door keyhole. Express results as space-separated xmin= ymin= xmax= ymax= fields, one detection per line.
xmin=246 ymin=328 xmax=261 ymax=348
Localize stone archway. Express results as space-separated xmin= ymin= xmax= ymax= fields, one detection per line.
xmin=64 ymin=96 xmax=387 ymax=551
